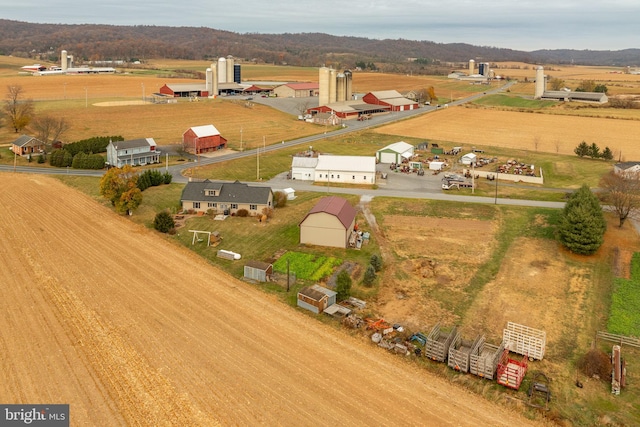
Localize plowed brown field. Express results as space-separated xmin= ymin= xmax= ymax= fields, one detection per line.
xmin=376 ymin=107 xmax=640 ymax=159
xmin=0 ymin=174 xmax=543 ymax=426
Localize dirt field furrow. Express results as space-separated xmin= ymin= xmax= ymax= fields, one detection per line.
xmin=0 ymin=174 xmax=543 ymax=426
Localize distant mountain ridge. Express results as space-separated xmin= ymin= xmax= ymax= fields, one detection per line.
xmin=1 ymin=19 xmax=638 ymax=70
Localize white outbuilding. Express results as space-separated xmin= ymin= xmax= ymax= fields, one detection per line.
xmin=461 ymin=153 xmax=477 ymax=165
xmin=376 ymin=141 xmax=415 ymax=164
xmin=291 ymin=156 xmax=319 ymax=180
xmin=314 ymin=154 xmax=376 ymax=184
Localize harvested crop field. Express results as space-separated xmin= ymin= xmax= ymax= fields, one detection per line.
xmin=0 ymin=174 xmax=542 ymax=426
xmin=376 ymin=107 xmax=640 ymax=160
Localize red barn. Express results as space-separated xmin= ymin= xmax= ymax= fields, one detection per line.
xmin=362 ymin=90 xmax=419 ymax=112
xmin=183 ymin=125 xmax=227 ymax=154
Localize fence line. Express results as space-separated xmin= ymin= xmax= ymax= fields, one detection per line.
xmin=597 ymin=331 xmax=640 ymax=348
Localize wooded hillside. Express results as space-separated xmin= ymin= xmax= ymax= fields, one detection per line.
xmin=1 ymin=19 xmax=639 ymax=71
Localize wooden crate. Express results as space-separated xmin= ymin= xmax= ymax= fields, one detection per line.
xmin=503 ymin=322 xmax=546 ymax=361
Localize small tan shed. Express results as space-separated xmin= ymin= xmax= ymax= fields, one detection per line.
xmin=299 ymin=196 xmax=357 ymax=248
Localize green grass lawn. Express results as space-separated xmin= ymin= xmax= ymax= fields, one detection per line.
xmin=608 ymin=252 xmax=640 ymax=336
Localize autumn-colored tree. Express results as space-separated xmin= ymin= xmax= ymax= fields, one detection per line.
xmin=99 ymin=165 xmax=140 ymax=214
xmin=4 ymin=85 xmax=34 ymax=133
xmin=548 ymin=77 xmax=565 ymax=90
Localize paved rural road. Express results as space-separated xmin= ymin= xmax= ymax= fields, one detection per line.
xmin=1 ymin=80 xmax=567 ymax=209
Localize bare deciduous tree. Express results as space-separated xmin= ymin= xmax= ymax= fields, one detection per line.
xmin=4 ymin=85 xmax=35 ymax=133
xmin=600 ymin=170 xmax=640 ymax=227
xmin=31 ymin=116 xmax=71 ymax=145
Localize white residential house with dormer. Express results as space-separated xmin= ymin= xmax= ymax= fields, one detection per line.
xmin=106 ymin=138 xmax=160 ymax=167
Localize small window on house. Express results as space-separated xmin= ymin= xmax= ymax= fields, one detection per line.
xmin=352 ymin=175 xmax=355 ymax=179
xmin=193 ymin=202 xmax=201 ymax=209
xmin=250 ymin=204 xmax=257 ymax=210
xmin=337 ymin=175 xmax=340 ymax=179
xmin=231 ymin=203 xmax=238 ymax=209
xmin=208 ymin=202 xmax=217 ymax=208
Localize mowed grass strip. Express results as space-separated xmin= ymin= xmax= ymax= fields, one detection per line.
xmin=608 ymin=252 xmax=640 ymax=336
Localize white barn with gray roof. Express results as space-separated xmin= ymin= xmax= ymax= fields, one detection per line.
xmin=314 ymin=155 xmax=376 ymax=184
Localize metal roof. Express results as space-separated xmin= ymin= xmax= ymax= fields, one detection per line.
xmin=379 ymin=141 xmax=414 ymax=154
xmin=315 ymin=155 xmax=376 ymax=174
xmin=292 ymin=157 xmax=319 ymax=168
xmin=301 ymin=196 xmax=357 ymax=230
xmin=180 ymin=180 xmax=273 ymax=205
xmin=188 ymin=124 xmax=222 ymax=137
xmin=12 ymin=135 xmax=43 ymax=147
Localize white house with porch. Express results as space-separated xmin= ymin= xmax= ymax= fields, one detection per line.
xmin=106 ymin=138 xmax=160 ymax=167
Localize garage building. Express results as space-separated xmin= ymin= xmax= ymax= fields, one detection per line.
xmin=376 ymin=141 xmax=415 ymax=164
xmin=299 ymin=196 xmax=357 ymax=248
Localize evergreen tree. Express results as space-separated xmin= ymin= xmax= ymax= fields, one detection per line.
xmin=154 ymin=211 xmax=175 ymax=233
xmin=588 ymin=143 xmax=601 ymax=159
xmin=601 ymin=147 xmax=613 ymax=161
xmin=335 ymin=270 xmax=352 ymax=301
xmin=370 ymin=254 xmax=383 ymax=272
xmin=574 ymin=141 xmax=589 ymax=157
xmin=363 ymin=264 xmax=377 ymax=287
xmin=558 ymin=184 xmax=606 ymax=255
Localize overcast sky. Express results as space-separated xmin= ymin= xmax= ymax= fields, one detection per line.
xmin=2 ymin=1 xmax=637 ymax=51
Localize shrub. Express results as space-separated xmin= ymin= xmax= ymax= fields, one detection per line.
xmin=578 ymin=349 xmax=611 ymax=381
xmin=335 ymin=270 xmax=352 ymax=301
xmin=153 ymin=210 xmax=175 ymax=233
xmin=273 ymin=191 xmax=287 ymax=208
xmin=363 ymin=264 xmax=376 ymax=286
xmin=370 ymin=254 xmax=383 ymax=272
xmin=236 ymin=209 xmax=249 ymax=217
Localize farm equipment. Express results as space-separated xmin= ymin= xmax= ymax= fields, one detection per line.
xmin=365 ymin=318 xmax=392 ymax=334
xmin=425 ymin=323 xmax=457 ymax=363
xmin=527 ymin=372 xmax=552 ymax=410
xmin=469 ymin=337 xmax=505 ymax=380
xmin=448 ymin=335 xmax=482 ymax=373
xmin=409 ymin=332 xmax=428 ymax=347
xmin=503 ymin=322 xmax=546 ymax=361
xmin=497 ymin=349 xmax=528 ymax=390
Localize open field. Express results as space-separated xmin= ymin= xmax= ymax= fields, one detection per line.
xmin=375 ymin=106 xmax=640 ymax=160
xmin=0 ymin=173 xmax=544 ymax=426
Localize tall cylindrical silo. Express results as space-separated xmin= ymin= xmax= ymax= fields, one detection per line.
xmin=336 ymin=73 xmax=346 ymax=102
xmin=206 ymin=68 xmax=213 ymax=97
xmin=212 ymin=64 xmax=218 ymax=97
xmin=226 ymin=56 xmax=234 ymax=83
xmin=344 ymin=70 xmax=353 ymax=101
xmin=329 ymin=68 xmax=337 ymax=104
xmin=319 ymin=67 xmax=330 ymax=106
xmin=469 ymin=59 xmax=475 ymax=75
xmin=61 ymin=50 xmax=68 ymax=71
xmin=534 ymin=66 xmax=545 ymax=99
xmin=234 ymin=63 xmax=241 ymax=83
xmin=217 ymin=57 xmax=227 ymax=83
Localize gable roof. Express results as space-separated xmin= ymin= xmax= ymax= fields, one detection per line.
xmin=108 ymin=138 xmax=156 ymax=150
xmin=369 ymin=90 xmax=405 ymax=100
xmin=615 ymin=162 xmax=640 ymax=170
xmin=379 ymin=141 xmax=414 ymax=154
xmin=281 ymin=82 xmax=319 ymax=90
xmin=187 ymin=124 xmax=221 ymax=137
xmin=292 ymin=157 xmax=319 ymax=168
xmin=12 ymin=135 xmax=44 ymax=147
xmin=301 ymin=196 xmax=357 ymax=230
xmin=298 ymin=286 xmax=327 ymax=302
xmin=181 ymin=180 xmax=272 ymax=204
xmin=315 ymin=155 xmax=376 ymax=173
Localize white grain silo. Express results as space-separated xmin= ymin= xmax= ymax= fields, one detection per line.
xmin=212 ymin=62 xmax=218 ymax=97
xmin=344 ymin=69 xmax=353 ymax=100
xmin=217 ymin=57 xmax=227 ymax=83
xmin=226 ymin=55 xmax=234 ymax=83
xmin=206 ymin=68 xmax=213 ymax=96
xmin=329 ymin=68 xmax=337 ymax=104
xmin=61 ymin=50 xmax=68 ymax=71
xmin=319 ymin=67 xmax=330 ymax=106
xmin=336 ymin=72 xmax=346 ymax=102
xmin=534 ymin=66 xmax=546 ymax=99
xmin=469 ymin=59 xmax=475 ymax=75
